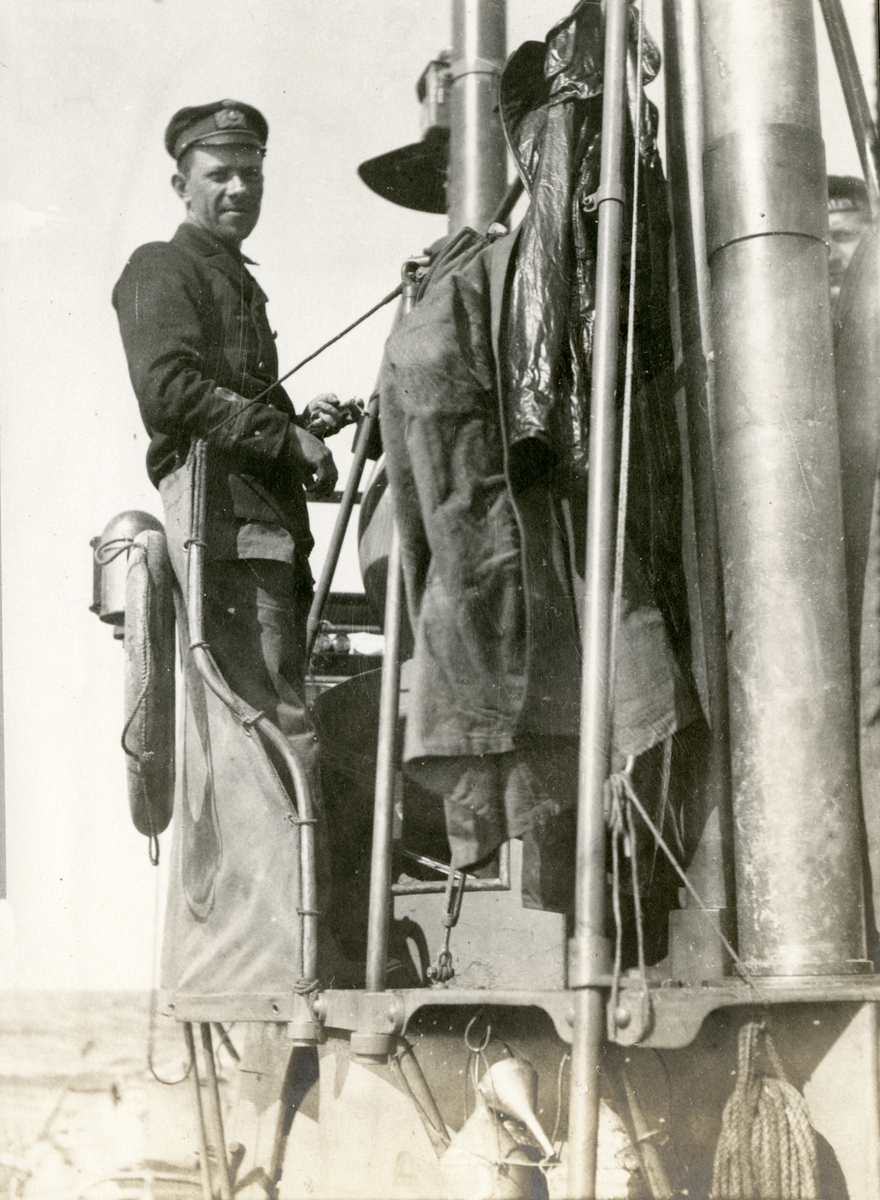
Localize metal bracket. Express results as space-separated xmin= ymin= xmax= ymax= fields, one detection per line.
xmin=312 ymin=990 xmax=406 ymax=1061
xmin=353 ymin=992 xmax=405 ymax=1062
xmin=582 ymin=182 xmax=627 ymax=213
xmin=608 ymin=987 xmax=654 ymax=1045
xmin=167 ymin=975 xmax=880 ymax=1054
xmin=449 ymin=55 xmax=502 ymax=82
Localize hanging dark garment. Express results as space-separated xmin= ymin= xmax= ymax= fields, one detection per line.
xmin=378 ymin=0 xmax=697 ymax=910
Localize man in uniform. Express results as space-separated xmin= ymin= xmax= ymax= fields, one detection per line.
xmin=113 ymin=99 xmax=346 ymax=795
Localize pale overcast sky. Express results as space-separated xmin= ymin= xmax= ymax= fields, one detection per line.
xmin=1 ymin=0 xmax=876 ymax=989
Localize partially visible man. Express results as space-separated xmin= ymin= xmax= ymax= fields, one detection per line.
xmin=828 ymin=174 xmax=871 ymax=308
xmin=113 ymin=99 xmax=346 ymax=784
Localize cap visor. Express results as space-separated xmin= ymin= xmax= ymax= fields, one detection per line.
xmin=184 ymin=130 xmax=265 ymax=152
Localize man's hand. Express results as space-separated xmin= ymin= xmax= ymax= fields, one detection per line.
xmin=287 ymin=423 xmax=339 ymax=497
xmin=305 ymin=393 xmax=348 ymax=438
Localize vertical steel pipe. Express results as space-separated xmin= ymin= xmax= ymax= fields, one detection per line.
xmin=699 ymin=0 xmax=867 ymax=977
xmin=199 ymin=1023 xmax=233 ymax=1200
xmin=364 ymin=523 xmax=403 ymax=993
xmin=183 ymin=1023 xmax=213 ymax=1200
xmin=306 ymin=396 xmax=380 ymax=660
xmin=448 ymin=0 xmax=507 ymax=233
xmin=662 ymin=0 xmax=734 ymax=979
xmin=567 ymin=0 xmax=629 ymax=1194
xmin=363 ymin=265 xmax=420 ymax=994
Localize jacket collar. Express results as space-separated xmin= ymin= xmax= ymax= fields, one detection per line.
xmin=171 ymin=222 xmax=266 ymax=300
xmin=171 ymin=221 xmax=258 ymax=266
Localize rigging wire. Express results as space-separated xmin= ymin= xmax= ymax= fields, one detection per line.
xmin=626 ymin=793 xmax=648 ymax=994
xmin=551 ymin=1051 xmax=571 ymax=1154
xmin=614 ymin=759 xmax=763 ymax=995
xmin=605 ymin=3 xmax=671 ymax=1017
xmin=205 ymin=283 xmax=403 ymax=436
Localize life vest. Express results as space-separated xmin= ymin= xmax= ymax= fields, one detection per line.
xmin=122 ymin=528 xmax=176 ymax=842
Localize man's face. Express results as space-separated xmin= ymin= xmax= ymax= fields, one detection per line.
xmin=173 ymin=144 xmax=264 ymax=247
xmin=828 ymin=206 xmax=870 ymax=299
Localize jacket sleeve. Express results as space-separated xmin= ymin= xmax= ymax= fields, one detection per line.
xmin=112 ymin=242 xmax=296 ymax=468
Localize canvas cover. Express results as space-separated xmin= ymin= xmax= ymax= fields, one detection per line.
xmin=159 ymin=457 xmax=309 ymax=1000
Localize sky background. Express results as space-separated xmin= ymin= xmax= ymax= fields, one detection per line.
xmin=0 ymin=0 xmax=876 ymax=991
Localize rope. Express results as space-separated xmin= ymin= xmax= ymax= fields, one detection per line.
xmin=711 ymin=1022 xmax=819 ymax=1199
xmin=205 ymin=283 xmax=403 ymax=435
xmin=606 ymin=769 xmax=650 ymax=1028
xmin=119 ymin=574 xmax=151 ymax=764
xmin=292 ymin=977 xmax=320 ymax=996
xmin=649 ymin=735 xmax=681 ymax=889
xmin=94 ymin=536 xmax=140 ymax=566
xmin=626 ymin=796 xmax=648 ymax=988
xmin=613 ymin=759 xmax=763 ymax=993
xmin=609 ymin=784 xmax=626 ymax=1019
xmin=117 ymin=542 xmax=161 ymax=863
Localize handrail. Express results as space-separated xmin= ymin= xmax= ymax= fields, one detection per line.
xmin=185 ymin=439 xmax=319 ymax=988
xmin=363 ymin=259 xmax=423 ymax=994
xmin=306 ymin=394 xmax=380 ymax=661
xmin=567 ymin=0 xmax=630 ymax=1195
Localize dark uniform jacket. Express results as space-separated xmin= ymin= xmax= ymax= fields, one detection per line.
xmin=112 ymin=221 xmax=312 ymax=568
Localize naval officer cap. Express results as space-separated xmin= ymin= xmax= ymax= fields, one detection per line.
xmin=165 ymin=100 xmax=268 ymax=161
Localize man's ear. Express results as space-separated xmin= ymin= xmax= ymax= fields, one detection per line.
xmin=172 ymin=172 xmax=189 ymax=203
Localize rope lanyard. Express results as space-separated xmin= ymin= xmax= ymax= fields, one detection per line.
xmin=613 ymin=759 xmax=762 ymax=994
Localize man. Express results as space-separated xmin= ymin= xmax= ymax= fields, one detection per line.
xmin=113 ymin=99 xmax=346 ymax=790
xmin=828 ymin=174 xmax=871 ymax=308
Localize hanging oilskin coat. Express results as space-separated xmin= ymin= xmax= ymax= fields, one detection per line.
xmin=378 ymin=0 xmax=698 ymax=906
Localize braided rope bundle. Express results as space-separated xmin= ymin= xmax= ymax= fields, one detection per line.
xmin=711 ymin=1022 xmax=819 ymax=1199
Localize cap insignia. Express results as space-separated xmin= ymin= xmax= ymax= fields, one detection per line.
xmin=216 ymin=109 xmax=246 ymax=129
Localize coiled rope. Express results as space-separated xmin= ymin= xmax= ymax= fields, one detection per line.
xmin=711 ymin=1021 xmax=819 ymax=1200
